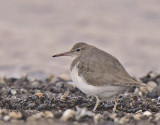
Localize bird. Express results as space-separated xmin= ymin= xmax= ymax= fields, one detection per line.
xmin=52 ymin=42 xmax=145 ymax=112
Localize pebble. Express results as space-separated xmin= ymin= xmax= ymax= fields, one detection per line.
xmin=42 ymin=111 xmax=54 ymax=118
xmin=154 ymin=113 xmax=160 ymax=122
xmin=147 ymin=81 xmax=157 ymax=92
xmin=134 ymin=88 xmax=142 ymax=96
xmin=21 ymin=74 xmax=27 ymax=80
xmin=36 ymin=92 xmax=44 ymax=97
xmin=118 ymin=116 xmax=129 ymax=124
xmin=1 ymin=87 xmax=6 ymax=92
xmin=94 ymin=114 xmax=103 ymax=123
xmin=135 ymin=110 xmax=143 ymax=114
xmin=60 ymin=91 xmax=69 ymax=101
xmin=9 ymin=112 xmax=22 ymax=119
xmin=67 ymin=82 xmax=76 ymax=88
xmin=48 ymin=75 xmax=56 ymax=83
xmin=0 ymin=76 xmax=6 ymax=84
xmin=20 ymin=88 xmax=27 ymax=94
xmin=28 ymin=103 xmax=35 ymax=109
xmin=10 ymin=89 xmax=17 ymax=95
xmin=60 ymin=95 xmax=66 ymax=101
xmin=113 ymin=118 xmax=119 ymax=123
xmin=133 ymin=113 xmax=142 ymax=120
xmin=151 ymin=99 xmax=156 ymax=103
xmin=28 ymin=111 xmax=54 ymax=120
xmin=60 ymin=109 xmax=75 ymax=121
xmin=110 ymin=113 xmax=129 ymax=124
xmin=32 ymin=81 xmax=40 ymax=87
xmin=109 ymin=113 xmax=117 ymax=119
xmin=28 ymin=113 xmax=42 ymax=120
xmin=148 ymin=86 xmax=160 ymax=98
xmin=75 ymin=107 xmax=95 ymax=120
xmin=58 ymin=74 xmax=71 ymax=81
xmin=143 ymin=111 xmax=152 ymax=116
xmin=156 ymin=78 xmax=160 ymax=84
xmin=3 ymin=115 xmax=11 ymax=121
xmin=150 ymin=72 xmax=157 ymax=78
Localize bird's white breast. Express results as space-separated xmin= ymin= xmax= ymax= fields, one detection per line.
xmin=70 ymin=63 xmax=125 ymax=99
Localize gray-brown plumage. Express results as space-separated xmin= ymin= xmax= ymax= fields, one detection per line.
xmin=53 ymin=42 xmax=146 ymax=112
xmin=71 ymin=42 xmax=142 ymax=87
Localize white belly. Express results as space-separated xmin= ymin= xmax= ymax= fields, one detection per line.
xmin=70 ymin=64 xmax=126 ymax=99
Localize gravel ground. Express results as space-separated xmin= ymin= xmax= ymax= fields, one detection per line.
xmin=0 ymin=72 xmax=160 ymax=125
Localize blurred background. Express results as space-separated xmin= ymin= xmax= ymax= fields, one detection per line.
xmin=0 ymin=0 xmax=160 ymax=79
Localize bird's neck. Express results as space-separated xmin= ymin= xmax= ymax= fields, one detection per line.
xmin=70 ymin=56 xmax=81 ymax=71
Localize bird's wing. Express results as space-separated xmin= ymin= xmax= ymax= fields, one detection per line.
xmin=77 ymin=49 xmax=143 ymax=87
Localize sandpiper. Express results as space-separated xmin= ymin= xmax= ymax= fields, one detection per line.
xmin=53 ymin=42 xmax=145 ymax=112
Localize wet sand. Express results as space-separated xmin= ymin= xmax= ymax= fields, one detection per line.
xmin=0 ymin=0 xmax=160 ymax=79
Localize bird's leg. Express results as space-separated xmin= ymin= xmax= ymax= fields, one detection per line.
xmin=93 ymin=96 xmax=100 ymax=112
xmin=113 ymin=96 xmax=119 ymax=112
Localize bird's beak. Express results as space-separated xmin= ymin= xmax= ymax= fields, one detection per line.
xmin=52 ymin=51 xmax=72 ymax=57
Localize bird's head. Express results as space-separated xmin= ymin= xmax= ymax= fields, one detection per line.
xmin=52 ymin=42 xmax=91 ymax=58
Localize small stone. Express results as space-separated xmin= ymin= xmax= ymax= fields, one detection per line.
xmin=9 ymin=111 xmax=22 ymax=119
xmin=147 ymin=81 xmax=157 ymax=92
xmin=28 ymin=103 xmax=35 ymax=109
xmin=60 ymin=91 xmax=69 ymax=101
xmin=94 ymin=114 xmax=103 ymax=123
xmin=0 ymin=76 xmax=6 ymax=84
xmin=10 ymin=89 xmax=17 ymax=95
xmin=148 ymin=86 xmax=160 ymax=98
xmin=28 ymin=111 xmax=53 ymax=120
xmin=135 ymin=110 xmax=143 ymax=114
xmin=58 ymin=74 xmax=71 ymax=81
xmin=114 ymin=118 xmax=120 ymax=123
xmin=118 ymin=116 xmax=129 ymax=124
xmin=21 ymin=74 xmax=28 ymax=80
xmin=64 ymin=91 xmax=70 ymax=96
xmin=60 ymin=109 xmax=75 ymax=121
xmin=150 ymin=72 xmax=157 ymax=78
xmin=36 ymin=92 xmax=44 ymax=97
xmin=154 ymin=113 xmax=160 ymax=122
xmin=60 ymin=95 xmax=66 ymax=101
xmin=48 ymin=75 xmax=56 ymax=83
xmin=85 ymin=111 xmax=95 ymax=117
xmin=109 ymin=113 xmax=117 ymax=120
xmin=156 ymin=78 xmax=160 ymax=84
xmin=133 ymin=113 xmax=142 ymax=120
xmin=20 ymin=88 xmax=27 ymax=94
xmin=28 ymin=112 xmax=43 ymax=120
xmin=32 ymin=81 xmax=40 ymax=87
xmin=134 ymin=88 xmax=143 ymax=96
xmin=1 ymin=87 xmax=6 ymax=92
xmin=3 ymin=115 xmax=11 ymax=121
xmin=75 ymin=107 xmax=95 ymax=120
xmin=143 ymin=111 xmax=152 ymax=116
xmin=151 ymin=99 xmax=156 ymax=103
xmin=67 ymin=82 xmax=76 ymax=88
xmin=42 ymin=111 xmax=54 ymax=118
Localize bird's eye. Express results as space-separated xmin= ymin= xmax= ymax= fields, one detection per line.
xmin=76 ymin=49 xmax=80 ymax=52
